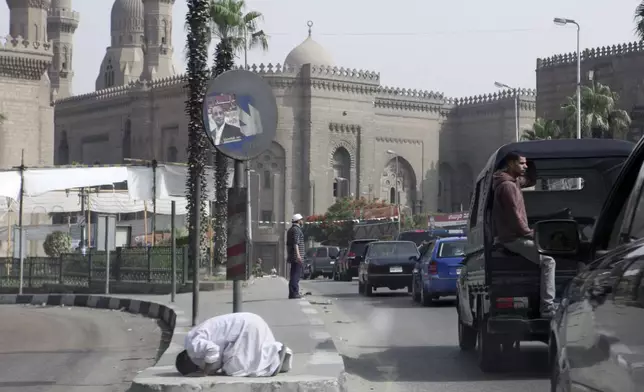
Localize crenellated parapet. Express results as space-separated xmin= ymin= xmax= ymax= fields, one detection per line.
xmin=374 ymin=86 xmax=445 ymax=113
xmin=0 ymin=35 xmax=53 ymax=80
xmin=537 ymin=41 xmax=644 ymax=69
xmin=446 ymin=88 xmax=536 ymax=106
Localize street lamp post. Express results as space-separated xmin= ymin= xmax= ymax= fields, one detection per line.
xmin=554 ymin=17 xmax=581 ymax=141
xmin=554 ymin=17 xmax=582 ymax=190
xmin=494 ymin=81 xmax=520 ymax=141
xmin=386 ymin=150 xmax=401 ymax=236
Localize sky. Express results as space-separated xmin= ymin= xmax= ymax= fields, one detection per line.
xmin=0 ymin=0 xmax=640 ymax=98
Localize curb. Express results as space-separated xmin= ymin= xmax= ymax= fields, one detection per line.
xmin=0 ymin=293 xmax=178 ymax=330
xmin=0 ymin=278 xmax=347 ymax=392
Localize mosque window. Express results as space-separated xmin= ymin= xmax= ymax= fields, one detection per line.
xmin=105 ymin=60 xmax=115 ymax=88
xmin=34 ymin=24 xmax=39 ymax=41
xmin=263 ymin=170 xmax=271 ymax=189
xmin=167 ymin=146 xmax=178 ymax=162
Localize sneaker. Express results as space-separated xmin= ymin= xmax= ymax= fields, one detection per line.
xmin=280 ymin=347 xmax=293 ymax=373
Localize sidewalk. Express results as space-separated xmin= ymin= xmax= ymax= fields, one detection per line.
xmin=127 ymin=277 xmax=347 ymax=392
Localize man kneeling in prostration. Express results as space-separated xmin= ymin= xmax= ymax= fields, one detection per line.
xmin=175 ymin=312 xmax=293 ymax=377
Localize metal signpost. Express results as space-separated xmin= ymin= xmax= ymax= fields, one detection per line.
xmin=203 ymin=69 xmax=278 ymax=313
xmin=96 ymin=215 xmax=116 ymax=294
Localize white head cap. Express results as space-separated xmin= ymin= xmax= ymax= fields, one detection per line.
xmin=292 ymin=213 xmax=303 ymax=222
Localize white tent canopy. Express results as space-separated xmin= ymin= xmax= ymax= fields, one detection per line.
xmin=0 ymin=191 xmax=193 ymax=215
xmin=0 ymin=164 xmax=233 ymax=202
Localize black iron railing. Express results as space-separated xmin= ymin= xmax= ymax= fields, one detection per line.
xmin=0 ymin=246 xmax=193 ymax=288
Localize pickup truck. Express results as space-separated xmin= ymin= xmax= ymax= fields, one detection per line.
xmin=456 ymin=138 xmax=634 ymax=373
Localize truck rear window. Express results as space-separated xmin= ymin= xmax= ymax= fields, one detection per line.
xmin=437 ymin=241 xmax=466 ymax=258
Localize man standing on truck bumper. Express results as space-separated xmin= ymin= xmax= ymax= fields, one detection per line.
xmin=492 ymin=152 xmax=557 ymax=318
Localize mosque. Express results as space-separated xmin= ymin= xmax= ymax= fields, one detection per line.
xmin=1 ymin=0 xmax=538 ymax=267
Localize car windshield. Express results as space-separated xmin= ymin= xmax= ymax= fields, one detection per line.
xmin=437 ymin=240 xmax=466 ymax=258
xmin=369 ymin=242 xmax=418 ymax=257
xmin=350 ymin=241 xmax=373 ymax=256
xmin=397 ymin=232 xmax=432 ymax=246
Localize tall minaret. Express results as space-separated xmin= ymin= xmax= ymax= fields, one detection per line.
xmin=7 ymin=0 xmax=50 ymax=42
xmin=140 ymin=0 xmax=176 ymax=81
xmin=47 ymin=0 xmax=79 ymax=99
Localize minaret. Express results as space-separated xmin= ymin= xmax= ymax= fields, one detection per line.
xmin=7 ymin=0 xmax=50 ymax=42
xmin=47 ymin=0 xmax=79 ymax=99
xmin=140 ymin=0 xmax=176 ymax=81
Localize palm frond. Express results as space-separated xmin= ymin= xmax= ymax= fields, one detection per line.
xmin=635 ymin=1 xmax=644 ymax=40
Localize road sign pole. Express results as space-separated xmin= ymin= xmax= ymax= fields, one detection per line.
xmin=203 ymin=69 xmax=278 ymax=315
xmin=232 ymin=159 xmax=244 ymax=313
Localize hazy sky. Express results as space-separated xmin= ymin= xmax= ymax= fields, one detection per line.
xmin=0 ymin=0 xmax=640 ymax=97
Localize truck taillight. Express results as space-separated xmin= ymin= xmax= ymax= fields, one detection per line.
xmin=428 ymin=261 xmax=437 ymax=274
xmin=495 ymin=297 xmax=514 ymax=309
xmin=347 ymin=252 xmax=355 ymax=258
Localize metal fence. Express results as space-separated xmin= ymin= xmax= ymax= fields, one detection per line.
xmin=0 ymin=246 xmax=191 ymax=288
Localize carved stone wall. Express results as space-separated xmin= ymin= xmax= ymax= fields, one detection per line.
xmin=536 ymin=40 xmax=644 ymax=141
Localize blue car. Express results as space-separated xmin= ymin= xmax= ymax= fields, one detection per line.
xmin=411 ymin=236 xmax=466 ymax=306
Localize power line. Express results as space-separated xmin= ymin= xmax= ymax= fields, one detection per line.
xmin=263 ymin=28 xmax=547 ymax=37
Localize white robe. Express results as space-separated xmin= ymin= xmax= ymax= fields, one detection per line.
xmin=184 ymin=312 xmax=284 ymax=377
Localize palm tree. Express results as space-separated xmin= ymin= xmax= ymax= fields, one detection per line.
xmin=635 ymin=1 xmax=644 ymax=40
xmin=521 ymin=118 xmax=562 ymax=140
xmin=207 ymin=0 xmax=268 ymax=271
xmin=561 ymin=82 xmax=631 ymax=139
xmin=184 ymin=0 xmax=211 ymax=271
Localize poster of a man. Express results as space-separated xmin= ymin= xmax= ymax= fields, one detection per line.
xmin=203 ymin=92 xmax=264 ymax=148
xmin=205 ymin=94 xmax=244 ymax=145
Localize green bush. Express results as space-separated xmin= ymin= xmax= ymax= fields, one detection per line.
xmin=43 ymin=231 xmax=72 ymax=257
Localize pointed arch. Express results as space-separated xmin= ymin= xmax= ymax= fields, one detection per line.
xmin=57 ymin=131 xmax=70 ymax=165
xmin=332 ymin=147 xmax=351 ymax=199
xmin=381 ymin=156 xmax=417 ymax=210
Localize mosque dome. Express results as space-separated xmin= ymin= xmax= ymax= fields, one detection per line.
xmin=110 ymin=0 xmax=144 ymax=36
xmin=284 ymin=21 xmax=335 ymax=68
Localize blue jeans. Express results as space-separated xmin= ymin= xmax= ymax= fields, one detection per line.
xmin=288 ymin=262 xmax=302 ymax=298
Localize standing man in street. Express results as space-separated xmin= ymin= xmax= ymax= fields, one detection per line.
xmin=286 ymin=214 xmax=305 ymax=299
xmin=492 ymin=152 xmax=557 ymax=318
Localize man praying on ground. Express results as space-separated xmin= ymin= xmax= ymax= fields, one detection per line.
xmin=175 ymin=312 xmax=292 ymax=377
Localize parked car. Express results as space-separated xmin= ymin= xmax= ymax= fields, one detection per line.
xmin=549 ymin=136 xmax=644 ymax=392
xmin=358 ymin=240 xmax=419 ymax=296
xmin=456 ymin=138 xmax=634 ymax=373
xmin=332 ymin=248 xmax=347 ymax=281
xmin=397 ymin=229 xmax=465 ymax=247
xmin=411 ymin=236 xmax=466 ymax=306
xmin=302 ymin=248 xmax=317 ymax=280
xmin=310 ymin=246 xmax=340 ymax=279
xmin=338 ymin=239 xmax=378 ymax=281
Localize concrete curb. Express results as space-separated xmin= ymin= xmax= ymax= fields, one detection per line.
xmin=0 ymin=277 xmax=348 ymax=392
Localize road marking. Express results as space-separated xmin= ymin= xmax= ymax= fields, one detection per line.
xmin=310 ymin=330 xmax=332 ymax=340
xmin=308 ymin=351 xmax=344 ymax=365
xmin=301 ymin=307 xmax=318 ymax=315
xmin=309 ymin=317 xmax=325 ymax=326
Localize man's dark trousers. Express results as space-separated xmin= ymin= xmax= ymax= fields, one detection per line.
xmin=289 ymin=262 xmax=302 ymax=298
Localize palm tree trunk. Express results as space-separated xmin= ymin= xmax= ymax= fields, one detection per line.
xmin=185 ymin=0 xmax=210 ymax=271
xmin=211 ymin=40 xmax=235 ymax=272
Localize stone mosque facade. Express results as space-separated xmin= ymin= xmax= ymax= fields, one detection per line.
xmin=2 ymin=0 xmax=543 ymax=266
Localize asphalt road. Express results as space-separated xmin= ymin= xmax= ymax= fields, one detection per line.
xmin=0 ymin=305 xmax=169 ymax=392
xmin=301 ymin=278 xmax=550 ymax=392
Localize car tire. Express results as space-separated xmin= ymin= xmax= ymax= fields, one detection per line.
xmin=365 ymin=282 xmax=374 ymax=297
xmin=458 ymin=306 xmax=477 ymax=351
xmin=477 ymin=302 xmax=502 ymax=373
xmin=420 ymin=287 xmax=434 ymax=307
xmin=411 ymin=280 xmax=421 ymax=302
xmin=549 ymin=337 xmax=569 ymax=392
